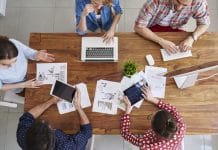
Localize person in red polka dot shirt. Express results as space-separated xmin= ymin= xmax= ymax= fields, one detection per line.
xmin=120 ymin=85 xmax=186 ymax=150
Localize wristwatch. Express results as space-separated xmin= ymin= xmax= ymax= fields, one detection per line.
xmin=191 ymin=33 xmax=198 ymax=41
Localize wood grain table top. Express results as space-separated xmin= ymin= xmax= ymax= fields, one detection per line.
xmin=25 ymin=32 xmax=218 ymax=135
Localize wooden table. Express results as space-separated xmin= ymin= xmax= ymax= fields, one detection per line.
xmin=25 ymin=32 xmax=218 ymax=135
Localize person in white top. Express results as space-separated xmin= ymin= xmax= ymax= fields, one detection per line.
xmin=0 ymin=36 xmax=55 ymax=102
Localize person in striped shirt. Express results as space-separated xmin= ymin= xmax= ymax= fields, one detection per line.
xmin=120 ymin=85 xmax=186 ymax=150
xmin=134 ymin=0 xmax=210 ymax=54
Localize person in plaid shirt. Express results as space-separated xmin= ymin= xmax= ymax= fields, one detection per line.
xmin=120 ymin=85 xmax=186 ymax=150
xmin=134 ymin=0 xmax=210 ymax=54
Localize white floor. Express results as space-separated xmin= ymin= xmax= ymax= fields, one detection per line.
xmin=0 ymin=0 xmax=218 ymax=150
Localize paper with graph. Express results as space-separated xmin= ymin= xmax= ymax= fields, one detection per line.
xmin=92 ymin=80 xmax=120 ymax=115
xmin=36 ymin=63 xmax=67 ymax=84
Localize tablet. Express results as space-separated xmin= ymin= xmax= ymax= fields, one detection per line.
xmin=124 ymin=83 xmax=143 ymax=106
xmin=50 ymin=80 xmax=76 ymax=103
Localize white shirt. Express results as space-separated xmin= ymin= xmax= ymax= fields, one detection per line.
xmin=0 ymin=39 xmax=37 ymax=93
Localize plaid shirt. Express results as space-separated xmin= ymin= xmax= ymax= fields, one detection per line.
xmin=135 ymin=0 xmax=210 ymax=29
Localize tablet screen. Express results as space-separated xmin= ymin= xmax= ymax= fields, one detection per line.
xmin=51 ymin=80 xmax=76 ymax=103
xmin=124 ymin=83 xmax=143 ymax=106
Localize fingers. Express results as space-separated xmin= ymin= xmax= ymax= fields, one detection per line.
xmin=123 ymin=96 xmax=131 ymax=106
xmin=29 ymin=78 xmax=36 ymax=82
xmin=167 ymin=45 xmax=179 ymax=54
xmin=45 ymin=55 xmax=55 ymax=62
xmin=27 ymin=79 xmax=43 ymax=88
xmin=102 ymin=35 xmax=114 ymax=44
xmin=39 ymin=49 xmax=47 ymax=53
xmin=85 ymin=4 xmax=94 ymax=14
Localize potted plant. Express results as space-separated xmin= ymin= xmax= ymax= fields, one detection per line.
xmin=123 ymin=60 xmax=138 ymax=77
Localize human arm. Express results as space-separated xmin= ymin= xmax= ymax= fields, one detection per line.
xmin=0 ymin=78 xmax=43 ymax=92
xmin=121 ymin=96 xmax=150 ymax=147
xmin=10 ymin=39 xmax=55 ymax=62
xmin=76 ymin=4 xmax=94 ymax=34
xmin=179 ymin=24 xmax=209 ymax=52
xmin=28 ymin=97 xmax=59 ymax=118
xmin=102 ymin=14 xmax=121 ymax=43
xmin=134 ymin=26 xmax=179 ymax=54
xmin=59 ymin=88 xmax=92 ymax=149
xmin=141 ymin=85 xmax=186 ymax=134
xmin=16 ymin=112 xmax=35 ymax=148
xmin=102 ymin=0 xmax=123 ymax=43
xmin=73 ymin=88 xmax=90 ymax=125
xmin=179 ymin=0 xmax=210 ymax=51
xmin=134 ymin=0 xmax=179 ymax=54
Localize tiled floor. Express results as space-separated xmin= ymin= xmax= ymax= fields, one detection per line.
xmin=0 ymin=0 xmax=218 ymax=150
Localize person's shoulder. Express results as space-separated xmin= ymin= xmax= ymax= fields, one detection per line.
xmin=76 ymin=0 xmax=89 ymax=4
xmin=192 ymin=0 xmax=207 ymax=5
xmin=9 ymin=39 xmax=26 ymax=48
xmin=146 ymin=0 xmax=166 ymax=6
xmin=8 ymin=38 xmax=20 ymax=45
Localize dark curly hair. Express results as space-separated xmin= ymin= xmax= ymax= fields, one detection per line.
xmin=151 ymin=110 xmax=178 ymax=139
xmin=25 ymin=120 xmax=55 ymax=150
xmin=0 ymin=35 xmax=18 ymax=60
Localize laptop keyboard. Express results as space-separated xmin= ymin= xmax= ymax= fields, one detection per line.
xmin=86 ymin=47 xmax=114 ymax=58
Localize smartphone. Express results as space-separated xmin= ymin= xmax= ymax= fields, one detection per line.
xmin=50 ymin=80 xmax=76 ymax=103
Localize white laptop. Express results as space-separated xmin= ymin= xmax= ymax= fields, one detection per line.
xmin=81 ymin=37 xmax=118 ymax=62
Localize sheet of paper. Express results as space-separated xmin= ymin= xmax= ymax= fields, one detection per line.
xmin=145 ymin=66 xmax=167 ymax=98
xmin=93 ymin=80 xmax=120 ymax=115
xmin=117 ymin=91 xmax=126 ymax=111
xmin=160 ymin=49 xmax=192 ymax=61
xmin=130 ymin=71 xmax=147 ymax=84
xmin=57 ymin=83 xmax=91 ymax=114
xmin=36 ymin=63 xmax=67 ymax=84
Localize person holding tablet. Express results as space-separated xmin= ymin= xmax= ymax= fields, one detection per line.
xmin=120 ymin=85 xmax=186 ymax=149
xmin=17 ymin=89 xmax=92 ymax=150
xmin=76 ymin=0 xmax=123 ymax=43
xmin=0 ymin=35 xmax=55 ymax=103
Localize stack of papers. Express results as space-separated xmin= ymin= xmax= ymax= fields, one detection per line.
xmin=160 ymin=49 xmax=192 ymax=61
xmin=36 ymin=63 xmax=67 ymax=84
xmin=57 ymin=83 xmax=91 ymax=114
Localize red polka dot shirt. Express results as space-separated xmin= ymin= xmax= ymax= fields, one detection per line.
xmin=120 ymin=100 xmax=186 ymax=150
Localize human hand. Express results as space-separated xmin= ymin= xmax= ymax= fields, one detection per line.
xmin=179 ymin=36 xmax=194 ymax=52
xmin=35 ymin=50 xmax=55 ymax=62
xmin=123 ymin=96 xmax=132 ymax=114
xmin=159 ymin=39 xmax=180 ymax=55
xmin=73 ymin=87 xmax=82 ymax=110
xmin=23 ymin=78 xmax=43 ymax=88
xmin=49 ymin=97 xmax=60 ymax=105
xmin=82 ymin=4 xmax=95 ymax=17
xmin=141 ymin=85 xmax=159 ymax=105
xmin=102 ymin=29 xmax=115 ymax=44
